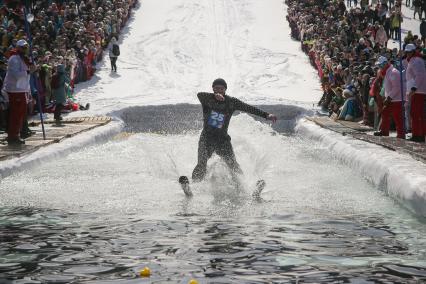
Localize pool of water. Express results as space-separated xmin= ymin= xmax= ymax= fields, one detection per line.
xmin=1 ymin=114 xmax=425 ymax=283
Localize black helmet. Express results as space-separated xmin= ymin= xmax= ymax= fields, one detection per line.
xmin=212 ymin=78 xmax=227 ymax=89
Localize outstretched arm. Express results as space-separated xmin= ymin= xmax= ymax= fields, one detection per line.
xmin=233 ymin=97 xmax=277 ymax=122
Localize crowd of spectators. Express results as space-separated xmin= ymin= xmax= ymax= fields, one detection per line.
xmin=287 ymin=0 xmax=426 ymax=142
xmin=0 ymin=0 xmax=137 ymax=144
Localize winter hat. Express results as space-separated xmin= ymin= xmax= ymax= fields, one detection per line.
xmin=212 ymin=78 xmax=227 ymax=89
xmin=16 ymin=39 xmax=28 ymax=47
xmin=404 ymin=43 xmax=416 ymax=52
xmin=375 ymin=56 xmax=388 ymax=67
xmin=342 ymin=88 xmax=353 ymax=98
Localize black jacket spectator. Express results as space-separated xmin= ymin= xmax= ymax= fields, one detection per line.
xmin=421 ymin=20 xmax=426 ymax=38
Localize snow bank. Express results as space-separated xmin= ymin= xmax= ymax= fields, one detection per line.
xmin=0 ymin=120 xmax=124 ymax=180
xmin=297 ymin=119 xmax=426 ymax=217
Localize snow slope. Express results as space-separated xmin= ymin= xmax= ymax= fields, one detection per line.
xmin=71 ymin=0 xmax=322 ymax=116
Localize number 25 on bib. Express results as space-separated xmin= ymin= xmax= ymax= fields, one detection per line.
xmin=207 ymin=111 xmax=225 ymax=129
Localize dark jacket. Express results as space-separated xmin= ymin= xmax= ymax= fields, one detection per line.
xmin=420 ymin=20 xmax=426 ymax=37
xmin=52 ymin=64 xmax=68 ymax=104
xmin=197 ymin=92 xmax=269 ymax=139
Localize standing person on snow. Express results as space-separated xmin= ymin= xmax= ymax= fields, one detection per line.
xmin=373 ymin=56 xmax=406 ymax=139
xmin=51 ymin=64 xmax=69 ymax=124
xmin=420 ymin=18 xmax=426 ymax=46
xmin=108 ymin=37 xmax=120 ymax=72
xmin=405 ymin=43 xmax=426 ymax=142
xmin=3 ymin=39 xmax=36 ymax=145
xmin=191 ymin=78 xmax=277 ymax=182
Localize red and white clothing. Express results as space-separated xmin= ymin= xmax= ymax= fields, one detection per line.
xmin=2 ymin=51 xmax=31 ymax=140
xmin=380 ymin=64 xmax=405 ymax=138
xmin=406 ymin=54 xmax=426 ymax=94
xmin=406 ymin=53 xmax=426 ymax=138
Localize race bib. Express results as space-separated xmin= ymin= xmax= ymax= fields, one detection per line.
xmin=207 ymin=111 xmax=225 ymax=129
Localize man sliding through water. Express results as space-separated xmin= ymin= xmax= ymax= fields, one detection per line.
xmin=180 ymin=78 xmax=277 ymax=193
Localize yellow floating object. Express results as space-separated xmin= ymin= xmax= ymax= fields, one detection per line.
xmin=139 ymin=267 xmax=151 ymax=277
xmin=189 ymin=280 xmax=199 ymax=284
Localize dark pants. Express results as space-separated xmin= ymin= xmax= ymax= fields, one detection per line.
xmin=21 ymin=111 xmax=30 ymax=136
xmin=54 ymin=103 xmax=63 ymax=121
xmin=110 ymin=57 xmax=117 ymax=72
xmin=0 ymin=108 xmax=8 ymax=131
xmin=393 ymin=27 xmax=400 ymax=40
xmin=192 ymin=135 xmax=242 ymax=182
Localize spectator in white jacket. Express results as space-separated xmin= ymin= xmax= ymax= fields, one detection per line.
xmin=375 ymin=25 xmax=388 ymax=48
xmin=405 ymin=43 xmax=426 ymax=142
xmin=374 ymin=56 xmax=406 ymax=139
xmin=2 ymin=39 xmax=36 ymax=145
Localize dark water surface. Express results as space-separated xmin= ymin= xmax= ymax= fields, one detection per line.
xmin=1 ymin=207 xmax=425 ymax=283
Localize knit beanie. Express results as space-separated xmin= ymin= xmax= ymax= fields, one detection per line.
xmin=212 ymin=78 xmax=227 ymax=89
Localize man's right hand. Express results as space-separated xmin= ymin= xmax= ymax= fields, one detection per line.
xmin=214 ymin=93 xmax=225 ymax=101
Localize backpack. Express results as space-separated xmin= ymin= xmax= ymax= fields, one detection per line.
xmin=51 ymin=73 xmax=60 ymax=89
xmin=112 ymin=44 xmax=120 ymax=56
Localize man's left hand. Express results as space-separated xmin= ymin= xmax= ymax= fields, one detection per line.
xmin=267 ymin=114 xmax=277 ymax=123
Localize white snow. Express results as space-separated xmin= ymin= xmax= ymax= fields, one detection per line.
xmin=0 ymin=121 xmax=123 ymax=179
xmin=297 ymin=120 xmax=426 ymax=217
xmin=1 ymin=0 xmax=425 ymax=216
xmin=70 ymin=0 xmax=322 ymax=116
